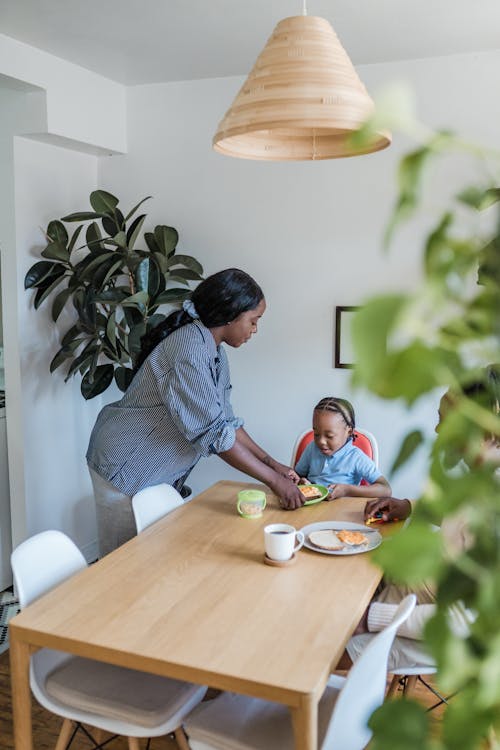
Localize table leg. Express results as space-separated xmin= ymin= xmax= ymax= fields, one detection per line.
xmin=291 ymin=694 xmax=317 ymax=750
xmin=10 ymin=630 xmax=33 ymax=750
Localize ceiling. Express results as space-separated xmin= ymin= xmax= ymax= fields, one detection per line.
xmin=1 ymin=0 xmax=499 ymax=86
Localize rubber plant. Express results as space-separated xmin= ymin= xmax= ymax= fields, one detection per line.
xmin=351 ymin=99 xmax=500 ymax=749
xmin=24 ymin=190 xmax=203 ymax=399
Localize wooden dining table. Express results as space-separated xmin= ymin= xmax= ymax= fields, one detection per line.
xmin=10 ymin=479 xmax=390 ymax=750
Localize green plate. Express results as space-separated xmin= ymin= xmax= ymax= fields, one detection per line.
xmin=300 ymin=484 xmax=329 ymax=505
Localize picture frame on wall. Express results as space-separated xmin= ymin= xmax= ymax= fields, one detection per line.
xmin=334 ymin=306 xmax=360 ymax=369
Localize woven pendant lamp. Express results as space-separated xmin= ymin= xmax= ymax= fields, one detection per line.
xmin=213 ymin=14 xmax=391 ymax=161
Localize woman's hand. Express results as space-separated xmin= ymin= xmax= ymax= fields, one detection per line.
xmin=271 ymin=476 xmax=304 ymax=510
xmin=266 ymin=457 xmax=300 ymax=483
xmin=364 ymin=497 xmax=412 ymax=523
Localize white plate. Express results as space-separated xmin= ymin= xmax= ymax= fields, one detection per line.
xmin=299 ymin=521 xmax=382 ymax=556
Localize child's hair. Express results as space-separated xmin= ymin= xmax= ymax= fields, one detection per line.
xmin=314 ymin=397 xmax=356 ymax=430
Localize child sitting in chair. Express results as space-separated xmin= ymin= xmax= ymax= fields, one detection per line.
xmin=295 ymin=397 xmax=391 ymax=499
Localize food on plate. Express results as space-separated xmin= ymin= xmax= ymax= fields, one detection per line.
xmin=366 ymin=512 xmax=399 ymax=525
xmin=308 ymin=530 xmax=343 ymax=550
xmin=337 ymin=529 xmax=369 ymax=546
xmin=299 ymin=485 xmax=323 ymax=500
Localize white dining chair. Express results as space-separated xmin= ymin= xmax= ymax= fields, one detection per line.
xmin=183 ymin=594 xmax=417 ymax=750
xmin=387 ymin=662 xmax=454 ymax=711
xmin=132 ymin=482 xmax=184 ymax=533
xmin=11 ymin=530 xmax=207 ymax=750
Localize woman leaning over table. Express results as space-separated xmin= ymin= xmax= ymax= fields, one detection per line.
xmin=86 ymin=268 xmax=303 ymax=557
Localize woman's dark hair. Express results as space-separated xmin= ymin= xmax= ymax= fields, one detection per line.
xmin=134 ymin=268 xmax=264 ymax=372
xmin=314 ymin=397 xmax=356 ymax=430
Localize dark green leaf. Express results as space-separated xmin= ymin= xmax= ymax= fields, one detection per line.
xmin=78 ymin=252 xmax=117 ymax=282
xmin=89 ymin=190 xmax=119 ymax=215
xmin=166 ymin=254 xmax=203 ymax=275
xmin=49 ymin=340 xmax=82 ymax=373
xmin=51 ymin=286 xmax=73 ymax=322
xmin=114 ymin=366 xmax=134 ymax=392
xmin=67 ymin=224 xmax=83 ymax=255
xmin=155 ymin=288 xmax=191 ymax=305
xmin=61 ymin=323 xmax=83 ymax=346
xmin=121 ymin=290 xmax=149 ymax=312
xmin=126 ymin=214 xmax=146 ymax=250
xmin=81 ymin=364 xmax=115 ymax=399
xmin=86 ymin=222 xmax=105 ymax=254
xmin=41 ymin=240 xmax=69 ymax=263
xmin=144 ymin=232 xmax=161 ymax=254
xmin=127 ymin=321 xmax=146 ymax=360
xmin=64 ymin=347 xmax=98 ymax=381
xmin=102 ymin=208 xmax=125 ymax=236
xmin=168 ymin=268 xmax=203 ymax=282
xmin=106 ymin=311 xmax=116 ymax=349
xmin=89 ymin=288 xmax=129 ymax=305
xmin=24 ymin=261 xmax=63 ymax=289
xmin=60 ymin=211 xmax=106 ymax=222
xmin=154 ymin=225 xmax=178 ymax=255
xmin=123 ymin=306 xmax=143 ymax=329
xmin=124 ymin=195 xmax=152 ymax=222
xmin=33 ymin=270 xmax=67 ymax=308
xmin=390 ymin=430 xmax=425 ymax=475
xmin=95 ymin=258 xmax=125 ymax=289
xmin=46 ymin=220 xmax=68 ymax=245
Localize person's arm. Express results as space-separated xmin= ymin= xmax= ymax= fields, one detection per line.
xmin=328 ymin=475 xmax=392 ymax=500
xmin=219 ymin=429 xmax=304 ymax=509
xmin=235 ymin=427 xmax=300 ymax=482
xmin=366 ymin=600 xmax=475 ymax=640
xmin=364 ymin=496 xmax=412 ymax=523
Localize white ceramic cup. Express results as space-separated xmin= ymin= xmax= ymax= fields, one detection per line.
xmin=264 ymin=523 xmax=305 ymax=562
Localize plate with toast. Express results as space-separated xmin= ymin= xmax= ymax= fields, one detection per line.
xmin=298 ymin=484 xmax=329 ymax=505
xmin=299 ymin=521 xmax=382 ymax=555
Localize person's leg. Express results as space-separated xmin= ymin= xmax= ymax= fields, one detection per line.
xmin=88 ymin=468 xmax=136 ymax=557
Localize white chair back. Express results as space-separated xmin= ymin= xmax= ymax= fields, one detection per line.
xmin=132 ymin=483 xmax=184 ymax=533
xmin=11 ymin=530 xmax=87 ymax=608
xmin=322 ymin=594 xmax=417 ymax=750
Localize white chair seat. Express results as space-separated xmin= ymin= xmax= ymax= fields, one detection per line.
xmin=11 ymin=530 xmax=207 ymax=748
xmin=43 ymin=651 xmax=206 ymax=732
xmin=185 ymin=677 xmax=344 ymax=750
xmin=184 ymin=597 xmax=416 ymax=750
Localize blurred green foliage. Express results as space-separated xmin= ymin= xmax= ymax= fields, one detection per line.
xmin=352 ymin=115 xmax=500 ymax=747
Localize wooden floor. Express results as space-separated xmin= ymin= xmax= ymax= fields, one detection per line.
xmin=0 ymin=650 xmax=444 ymax=749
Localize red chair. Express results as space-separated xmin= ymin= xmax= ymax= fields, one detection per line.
xmin=291 ymin=428 xmax=379 ymax=485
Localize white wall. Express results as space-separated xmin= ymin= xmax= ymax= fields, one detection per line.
xmin=13 ymin=137 xmax=103 ymax=559
xmin=0 ymin=33 xmax=126 ymax=154
xmin=0 ymin=36 xmax=126 ymax=559
xmin=3 ymin=47 xmax=498 ymax=559
xmin=99 ymin=50 xmax=500 ymax=501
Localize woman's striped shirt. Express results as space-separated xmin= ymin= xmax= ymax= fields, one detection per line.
xmin=86 ymin=320 xmax=243 ymax=495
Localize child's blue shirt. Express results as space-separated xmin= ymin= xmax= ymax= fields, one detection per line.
xmin=294 ymin=439 xmax=380 ymax=486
